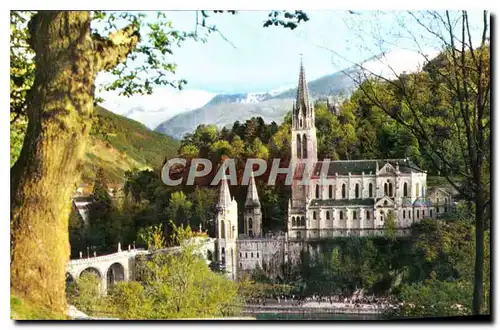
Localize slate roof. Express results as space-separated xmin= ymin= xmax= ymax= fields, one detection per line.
xmin=309 ymin=199 xmax=375 ymax=207
xmin=413 ymin=197 xmax=432 ymax=207
xmin=307 ymin=159 xmax=423 ymax=177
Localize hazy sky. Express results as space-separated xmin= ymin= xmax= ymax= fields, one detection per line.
xmin=94 ymin=10 xmax=487 ymax=126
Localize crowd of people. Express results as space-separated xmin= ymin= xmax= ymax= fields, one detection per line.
xmin=247 ymin=293 xmax=392 ymax=312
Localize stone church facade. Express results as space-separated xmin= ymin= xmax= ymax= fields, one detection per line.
xmin=212 ymin=61 xmax=454 ymax=279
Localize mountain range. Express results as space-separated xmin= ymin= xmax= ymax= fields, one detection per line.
xmin=98 ymin=49 xmax=438 ymax=140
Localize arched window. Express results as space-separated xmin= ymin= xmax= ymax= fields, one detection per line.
xmin=302 ymin=134 xmax=308 ymax=159
xmin=355 ymin=184 xmax=360 ymax=198
xmin=299 ymin=118 xmax=303 ymax=128
xmin=403 ymin=182 xmax=408 ymax=197
xmin=342 ymin=184 xmax=346 ymax=199
xmin=430 ymin=209 xmax=433 ymax=217
xmin=384 ymin=183 xmax=388 ymax=196
xmin=297 ymin=134 xmax=302 ymax=158
xmin=257 ymin=252 xmax=259 ymax=258
xmin=315 ymin=184 xmax=320 ymax=199
xmin=221 ymin=220 xmax=225 ymax=239
xmin=245 ymin=252 xmax=248 ymax=258
xmin=369 ymin=183 xmax=373 ymax=197
xmin=340 ymin=211 xmax=344 ymax=220
xmin=251 ymin=253 xmax=254 ymax=258
xmin=366 ymin=210 xmax=370 ymax=220
xmin=353 ymin=211 xmax=357 ymax=220
xmin=249 ymin=218 xmax=253 ymax=229
xmin=416 ymin=183 xmax=420 ymax=197
xmin=403 ymin=210 xmax=406 ymax=219
xmin=326 ymin=211 xmax=330 ymax=220
xmin=329 ymin=185 xmax=333 ymax=199
xmin=301 ymin=216 xmax=305 ymax=226
xmin=389 ymin=183 xmax=393 ymax=197
xmin=313 ymin=211 xmax=317 ymax=220
xmin=292 ymin=217 xmax=296 ymax=227
xmin=417 ymin=210 xmax=420 ymax=219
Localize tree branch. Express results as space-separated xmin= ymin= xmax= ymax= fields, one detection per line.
xmin=93 ymin=25 xmax=140 ymax=72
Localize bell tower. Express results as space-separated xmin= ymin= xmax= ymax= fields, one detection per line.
xmin=244 ymin=171 xmax=262 ymax=238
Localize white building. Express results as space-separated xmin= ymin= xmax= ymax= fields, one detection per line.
xmin=213 ymin=60 xmax=454 ymax=279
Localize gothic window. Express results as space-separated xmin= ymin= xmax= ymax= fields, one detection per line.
xmin=329 ymin=185 xmax=333 ymax=199
xmin=355 ymin=184 xmax=360 ymax=198
xmin=389 ymin=183 xmax=393 ymax=197
xmin=403 ymin=182 xmax=408 ymax=197
xmin=301 ymin=216 xmax=305 ymax=226
xmin=430 ymin=209 xmax=433 ymax=217
xmin=353 ymin=211 xmax=357 ymax=220
xmin=340 ymin=211 xmax=344 ymax=220
xmin=222 ymin=247 xmax=225 ymax=257
xmin=342 ymin=184 xmax=346 ymax=199
xmin=409 ymin=212 xmax=411 ymax=219
xmin=257 ymin=252 xmax=259 ymax=258
xmin=403 ymin=210 xmax=406 ymax=219
xmin=300 ymin=118 xmax=303 ymax=128
xmin=366 ymin=210 xmax=370 ymax=220
xmin=417 ymin=210 xmax=420 ymax=219
xmin=384 ymin=183 xmax=388 ymax=196
xmin=416 ymin=183 xmax=420 ymax=197
xmin=249 ymin=218 xmax=253 ymax=229
xmin=326 ymin=211 xmax=330 ymax=220
xmin=315 ymin=184 xmax=320 ymax=199
xmin=292 ymin=217 xmax=296 ymax=227
xmin=303 ymin=134 xmax=308 ymax=159
xmin=313 ymin=211 xmax=317 ymax=220
xmin=245 ymin=252 xmax=248 ymax=258
xmin=369 ymin=183 xmax=373 ymax=197
xmin=251 ymin=253 xmax=254 ymax=258
xmin=221 ymin=220 xmax=225 ymax=239
xmin=384 ymin=200 xmax=388 ymax=206
xmin=297 ymin=134 xmax=302 ymax=158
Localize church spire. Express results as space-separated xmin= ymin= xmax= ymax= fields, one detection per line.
xmin=245 ymin=172 xmax=260 ymax=207
xmin=295 ymin=57 xmax=311 ymax=115
xmin=217 ymin=178 xmax=231 ymax=209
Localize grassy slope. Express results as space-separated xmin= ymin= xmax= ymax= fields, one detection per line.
xmin=81 ymin=106 xmax=179 ymax=184
xmin=11 ymin=295 xmax=67 ymax=320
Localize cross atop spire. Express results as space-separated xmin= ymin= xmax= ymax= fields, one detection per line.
xmin=295 ymin=57 xmax=311 ymax=116
xmin=245 ymin=171 xmax=260 ymax=207
xmin=217 ymin=177 xmax=232 ymax=209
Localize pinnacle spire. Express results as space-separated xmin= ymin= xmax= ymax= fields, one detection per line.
xmin=296 ymin=57 xmax=311 ymax=115
xmin=245 ymin=172 xmax=260 ymax=207
xmin=217 ymin=177 xmax=232 ymax=209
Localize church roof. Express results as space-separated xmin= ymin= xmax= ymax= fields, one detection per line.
xmin=309 ymin=159 xmax=423 ymax=177
xmin=413 ymin=197 xmax=431 ymax=206
xmin=309 ymin=199 xmax=375 ymax=207
xmin=217 ymin=178 xmax=232 ymax=209
xmin=245 ymin=172 xmax=260 ymax=207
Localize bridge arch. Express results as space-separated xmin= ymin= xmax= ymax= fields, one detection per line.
xmin=79 ymin=267 xmax=102 ymax=279
xmin=106 ymin=262 xmax=125 ymax=289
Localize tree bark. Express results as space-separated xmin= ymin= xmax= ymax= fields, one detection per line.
xmin=10 ymin=11 xmax=95 ymax=314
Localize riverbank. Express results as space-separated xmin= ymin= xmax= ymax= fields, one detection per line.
xmin=242 ymin=301 xmax=385 ymax=316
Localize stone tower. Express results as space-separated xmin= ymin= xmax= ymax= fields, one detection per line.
xmin=214 ymin=178 xmax=238 ymax=280
xmin=290 ymin=59 xmax=318 ymax=203
xmin=244 ymin=171 xmax=262 ymax=238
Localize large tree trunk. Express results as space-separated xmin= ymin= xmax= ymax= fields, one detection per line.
xmin=10 ymin=11 xmax=95 ymax=315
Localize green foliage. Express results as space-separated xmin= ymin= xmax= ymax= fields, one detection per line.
xmin=66 ymin=273 xmax=103 ymax=315
xmin=107 ymin=281 xmax=152 ymax=319
xmin=137 ymin=224 xmax=166 ymax=250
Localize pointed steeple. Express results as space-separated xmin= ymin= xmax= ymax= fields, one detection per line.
xmin=295 ymin=57 xmax=311 ymax=115
xmin=217 ymin=178 xmax=231 ymax=209
xmin=245 ymin=172 xmax=260 ymax=207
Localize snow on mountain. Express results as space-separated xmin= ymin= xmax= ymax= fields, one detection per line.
xmin=97 ymin=88 xmax=216 ymax=130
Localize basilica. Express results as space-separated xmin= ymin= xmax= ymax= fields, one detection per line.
xmin=212 ymin=61 xmax=454 ymax=280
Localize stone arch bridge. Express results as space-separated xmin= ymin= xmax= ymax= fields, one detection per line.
xmin=66 ymin=237 xmax=215 ymax=292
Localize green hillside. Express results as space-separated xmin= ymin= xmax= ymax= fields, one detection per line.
xmin=82 ymin=106 xmax=179 ymax=184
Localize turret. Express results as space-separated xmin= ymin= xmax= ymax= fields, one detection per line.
xmin=244 ymin=172 xmax=262 ymax=237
